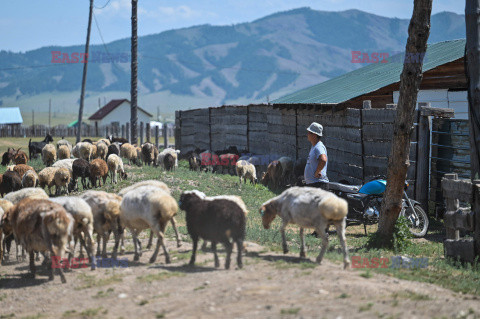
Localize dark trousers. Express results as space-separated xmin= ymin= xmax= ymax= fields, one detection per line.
xmin=306 ymin=182 xmax=329 ymax=190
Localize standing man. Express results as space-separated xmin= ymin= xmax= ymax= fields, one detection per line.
xmin=304 ymin=122 xmax=329 ymax=190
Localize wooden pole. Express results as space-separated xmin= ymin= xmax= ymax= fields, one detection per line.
xmin=146 ymin=122 xmax=151 ymax=143
xmin=130 ymin=0 xmax=139 ymax=145
xmin=77 ymin=0 xmax=94 ymax=143
xmin=140 ymin=121 xmax=144 ymax=145
xmin=155 ymin=126 xmax=159 ymax=150
xmin=415 ymin=103 xmax=432 ymax=211
xmin=465 ymin=0 xmax=480 ymax=181
xmin=126 ymin=122 xmax=130 ymax=144
xmin=163 ymin=122 xmax=168 ymax=149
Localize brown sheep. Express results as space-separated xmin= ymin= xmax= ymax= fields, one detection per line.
xmin=58 ymin=145 xmax=71 ymax=160
xmin=8 ymin=198 xmax=73 ymax=283
xmin=13 ymin=148 xmax=28 ymax=165
xmin=38 ymin=167 xmax=59 ymax=195
xmin=13 ymin=164 xmax=35 ymax=178
xmin=54 ymin=167 xmax=71 ymax=195
xmin=89 ymin=159 xmax=108 ymax=187
xmin=261 ymin=160 xmax=283 ymax=190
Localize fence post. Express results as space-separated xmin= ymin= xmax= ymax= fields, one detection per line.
xmin=146 ymin=123 xmax=151 ymax=143
xmin=474 ymin=181 xmax=480 ymax=257
xmin=126 ymin=123 xmax=130 ymax=144
xmin=121 ymin=125 xmax=125 ymax=139
xmin=163 ymin=123 xmax=168 ymax=149
xmin=415 ymin=103 xmax=432 ymax=211
xmin=155 ymin=126 xmax=159 ymax=149
xmin=175 ymin=111 xmax=181 ymax=150
xmin=443 ymin=173 xmax=460 ymax=239
xmin=140 ymin=122 xmax=144 ymax=145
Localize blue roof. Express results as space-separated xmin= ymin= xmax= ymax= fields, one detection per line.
xmin=0 ymin=107 xmax=23 ymax=124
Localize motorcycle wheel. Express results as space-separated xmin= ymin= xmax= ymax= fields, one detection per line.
xmin=404 ymin=204 xmax=429 ymax=238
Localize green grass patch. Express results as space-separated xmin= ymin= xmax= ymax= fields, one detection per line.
xmin=280 ymin=308 xmax=301 ymax=315
xmin=338 ymin=293 xmax=349 ymax=299
xmin=136 ymin=271 xmax=185 ymax=283
xmin=359 ymin=303 xmax=374 ymax=312
xmin=75 ymin=273 xmax=123 ymax=290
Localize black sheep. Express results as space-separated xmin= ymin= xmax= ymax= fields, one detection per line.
xmin=164 ymin=153 xmax=175 ymax=171
xmin=0 ymin=170 xmax=22 ymax=196
xmin=28 ymin=134 xmax=53 ymax=159
xmin=1 ymin=148 xmax=15 ymax=166
xmin=179 ymin=190 xmax=246 ymax=269
xmin=106 ymin=144 xmax=120 ymax=160
xmin=72 ymin=158 xmax=91 ymax=190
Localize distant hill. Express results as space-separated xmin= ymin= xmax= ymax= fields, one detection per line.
xmin=0 ymin=7 xmax=466 ymax=117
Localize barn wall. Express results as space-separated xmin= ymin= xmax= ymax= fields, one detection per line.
xmin=177 ymin=104 xmax=419 ymax=195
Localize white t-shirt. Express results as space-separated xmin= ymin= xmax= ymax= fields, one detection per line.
xmin=304 ymin=141 xmax=328 ymax=184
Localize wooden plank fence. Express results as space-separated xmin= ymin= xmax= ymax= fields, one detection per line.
xmin=442 ymin=173 xmax=480 ymax=262
xmin=176 ymin=103 xmax=423 ymax=195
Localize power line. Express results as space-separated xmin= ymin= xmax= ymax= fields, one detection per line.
xmin=94 ymin=0 xmax=111 ymax=10
xmin=92 ymin=11 xmax=124 ymax=72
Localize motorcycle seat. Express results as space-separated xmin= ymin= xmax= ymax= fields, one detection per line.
xmin=328 ymin=182 xmax=361 ymax=193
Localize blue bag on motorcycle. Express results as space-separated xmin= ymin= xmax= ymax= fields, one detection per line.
xmin=358 ymin=180 xmax=387 ymax=195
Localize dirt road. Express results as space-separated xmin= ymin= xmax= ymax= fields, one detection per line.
xmin=0 ymin=240 xmax=478 ymax=319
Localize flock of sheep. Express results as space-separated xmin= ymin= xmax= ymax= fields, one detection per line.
xmin=185 ymin=147 xmax=307 ymax=189
xmin=0 ymin=135 xmax=350 ymax=284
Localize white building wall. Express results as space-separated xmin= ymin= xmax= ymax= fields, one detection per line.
xmin=393 ymin=89 xmax=468 ymax=119
xmin=94 ymin=102 xmax=151 ymax=127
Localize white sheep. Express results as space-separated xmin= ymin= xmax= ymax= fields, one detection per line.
xmin=118 ymin=186 xmax=178 ymax=263
xmin=96 ymin=141 xmax=108 ymax=161
xmin=58 ymin=145 xmax=71 ymax=160
xmin=21 ymin=170 xmax=39 ymax=188
xmin=4 ymin=188 xmax=49 ymax=204
xmin=259 ymin=186 xmax=350 ymax=269
xmin=118 ymin=180 xmax=181 ymax=249
xmin=157 ymin=148 xmax=180 ymax=169
xmin=72 ymin=144 xmax=80 ymax=158
xmin=38 ymin=167 xmax=60 ymax=195
xmin=80 ymin=190 xmax=123 ymax=259
xmin=107 ymin=154 xmax=126 ymax=184
xmin=49 ymin=196 xmax=96 ymax=270
xmin=57 ymin=139 xmax=73 ymax=153
xmin=42 ymin=144 xmax=57 ymax=166
xmin=78 ymin=142 xmax=94 ymax=161
xmin=236 ymin=160 xmax=257 ymax=184
xmin=52 ymin=158 xmax=76 ymax=176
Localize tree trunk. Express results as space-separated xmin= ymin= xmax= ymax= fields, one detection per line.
xmin=130 ymin=0 xmax=139 ymax=145
xmin=465 ymin=0 xmax=480 ymax=181
xmin=377 ymin=0 xmax=433 ymax=241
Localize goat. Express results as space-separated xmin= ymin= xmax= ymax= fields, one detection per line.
xmin=28 ymin=134 xmax=53 ymax=159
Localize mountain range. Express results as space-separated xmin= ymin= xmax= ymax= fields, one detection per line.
xmin=0 ymin=7 xmax=466 ymax=117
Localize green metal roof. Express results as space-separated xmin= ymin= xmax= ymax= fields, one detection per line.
xmin=273 ymin=39 xmax=466 ymax=104
xmin=68 ymin=120 xmax=78 ymax=127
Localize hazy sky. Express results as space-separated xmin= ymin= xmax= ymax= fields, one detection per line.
xmin=0 ymin=0 xmax=464 ymax=52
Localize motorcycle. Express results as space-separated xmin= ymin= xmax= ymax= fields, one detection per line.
xmin=328 ymin=178 xmax=429 ymax=237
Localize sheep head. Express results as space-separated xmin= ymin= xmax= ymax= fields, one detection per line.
xmin=259 ymin=199 xmax=278 ymax=229
xmin=179 ymin=190 xmax=205 ymax=211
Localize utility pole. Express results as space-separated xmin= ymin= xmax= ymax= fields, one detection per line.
xmin=49 ymin=98 xmax=51 ymax=128
xmin=130 ymin=0 xmax=139 ymax=145
xmin=98 ymin=97 xmax=101 ymax=109
xmin=465 ymin=0 xmax=480 ymax=180
xmin=77 ymin=0 xmax=94 ymax=143
xmin=32 ymin=110 xmax=34 ymax=127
